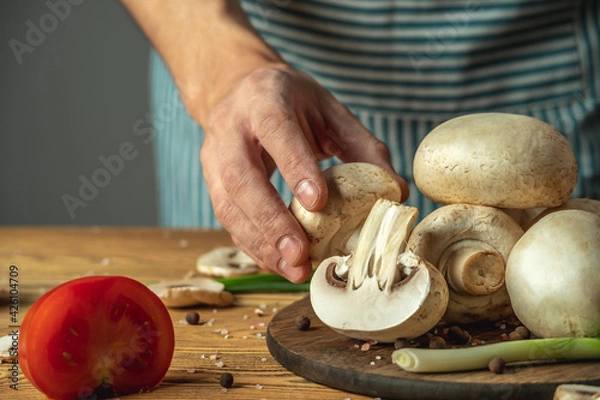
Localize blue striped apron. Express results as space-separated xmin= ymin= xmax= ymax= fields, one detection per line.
xmin=149 ymin=0 xmax=600 ymax=228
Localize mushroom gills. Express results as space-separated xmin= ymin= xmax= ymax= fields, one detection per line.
xmin=310 ymin=199 xmax=449 ymax=342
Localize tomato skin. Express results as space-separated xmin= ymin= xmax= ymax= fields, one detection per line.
xmin=19 ymin=276 xmax=175 ymax=400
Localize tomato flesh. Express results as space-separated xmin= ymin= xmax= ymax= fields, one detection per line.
xmin=19 ymin=276 xmax=175 ymax=400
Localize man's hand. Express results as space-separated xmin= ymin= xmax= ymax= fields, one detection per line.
xmin=200 ymin=64 xmax=408 ymax=282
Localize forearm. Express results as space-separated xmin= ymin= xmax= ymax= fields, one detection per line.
xmin=120 ymin=0 xmax=284 ymax=126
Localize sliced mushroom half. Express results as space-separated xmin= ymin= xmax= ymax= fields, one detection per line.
xmin=196 ymin=246 xmax=259 ymax=277
xmin=310 ymin=199 xmax=449 ymax=342
xmin=148 ymin=278 xmax=235 ymax=308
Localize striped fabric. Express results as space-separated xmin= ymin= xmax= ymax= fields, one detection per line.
xmin=150 ymin=0 xmax=599 ymax=228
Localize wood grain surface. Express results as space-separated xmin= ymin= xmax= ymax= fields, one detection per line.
xmin=0 ymin=227 xmax=375 ymax=400
xmin=267 ymin=296 xmax=600 ymax=400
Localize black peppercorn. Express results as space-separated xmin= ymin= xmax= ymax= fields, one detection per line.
xmin=295 ymin=315 xmax=311 ymax=331
xmin=488 ymin=357 xmax=506 ymax=374
xmin=186 ymin=311 xmax=200 ymax=325
xmin=219 ymin=372 xmax=234 ymax=388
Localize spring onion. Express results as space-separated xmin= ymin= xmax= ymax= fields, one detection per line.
xmin=392 ymin=337 xmax=600 ymax=373
xmin=216 ymin=272 xmax=311 ymax=293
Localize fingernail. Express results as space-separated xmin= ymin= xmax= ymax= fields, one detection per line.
xmin=296 ymin=179 xmax=320 ymax=210
xmin=278 ymin=236 xmax=301 ymax=265
xmin=278 ymin=259 xmax=308 ymax=283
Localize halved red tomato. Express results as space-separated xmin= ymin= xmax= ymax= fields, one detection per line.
xmin=19 ymin=276 xmax=175 ymax=400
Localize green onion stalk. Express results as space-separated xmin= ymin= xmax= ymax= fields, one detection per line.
xmin=217 ymin=272 xmax=313 ymax=293
xmin=392 ymin=337 xmax=600 ymax=373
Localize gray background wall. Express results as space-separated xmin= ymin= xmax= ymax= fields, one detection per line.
xmin=0 ymin=0 xmax=158 ymax=225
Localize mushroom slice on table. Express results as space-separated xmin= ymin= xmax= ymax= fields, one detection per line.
xmin=196 ymin=246 xmax=259 ymax=277
xmin=413 ymin=112 xmax=578 ymax=209
xmin=554 ymin=384 xmax=600 ymax=400
xmin=310 ymin=199 xmax=449 ymax=343
xmin=407 ymin=204 xmax=524 ymax=324
xmin=290 ymin=162 xmax=402 ymax=267
xmin=506 ymin=209 xmax=600 ymax=338
xmin=148 ymin=278 xmax=235 ymax=308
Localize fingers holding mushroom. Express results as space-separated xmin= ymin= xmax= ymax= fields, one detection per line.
xmin=407 ymin=204 xmax=524 ymax=324
xmin=290 ymin=162 xmax=403 ymax=267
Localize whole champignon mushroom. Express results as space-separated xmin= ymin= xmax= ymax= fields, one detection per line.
xmin=506 ymin=209 xmax=600 ymax=338
xmin=523 ymin=198 xmax=600 ymax=230
xmin=148 ymin=277 xmax=235 ymax=308
xmin=310 ymin=198 xmax=449 ymax=342
xmin=407 ymin=204 xmax=524 ymax=324
xmin=290 ymin=162 xmax=402 ymax=267
xmin=413 ymin=113 xmax=578 ymax=209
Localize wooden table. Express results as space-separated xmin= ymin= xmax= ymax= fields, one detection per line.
xmin=0 ymin=227 xmax=373 ymax=400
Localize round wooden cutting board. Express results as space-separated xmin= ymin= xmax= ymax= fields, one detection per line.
xmin=266 ymin=296 xmax=600 ymax=400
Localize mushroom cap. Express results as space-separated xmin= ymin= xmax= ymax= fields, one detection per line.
xmin=148 ymin=278 xmax=235 ymax=308
xmin=310 ymin=252 xmax=448 ymax=342
xmin=407 ymin=204 xmax=524 ymax=323
xmin=553 ymin=384 xmax=600 ymax=400
xmin=413 ymin=113 xmax=578 ymax=208
xmin=524 ymin=198 xmax=600 ymax=230
xmin=290 ymin=162 xmax=402 ymax=265
xmin=196 ymin=246 xmax=259 ymax=277
xmin=506 ymin=209 xmax=600 ymax=338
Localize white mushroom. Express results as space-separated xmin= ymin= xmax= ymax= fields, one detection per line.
xmin=290 ymin=162 xmax=402 ymax=267
xmin=148 ymin=278 xmax=235 ymax=308
xmin=505 ymin=209 xmax=600 ymax=338
xmin=310 ymin=199 xmax=449 ymax=342
xmin=500 ymin=207 xmax=546 ymax=230
xmin=413 ymin=113 xmax=578 ymax=209
xmin=554 ymin=384 xmax=600 ymax=400
xmin=196 ymin=246 xmax=259 ymax=277
xmin=524 ymin=198 xmax=600 ymax=230
xmin=407 ymin=204 xmax=524 ymax=324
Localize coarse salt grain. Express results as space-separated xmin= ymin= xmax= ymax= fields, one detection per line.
xmin=215 ymin=361 xmax=225 ymax=368
xmin=99 ymin=258 xmax=111 ymax=266
xmin=375 ymin=355 xmax=382 ymax=360
xmin=261 ymin=357 xmax=267 ymax=362
xmin=255 ymin=384 xmax=263 ymax=390
xmin=224 ymin=335 xmax=233 ymax=339
xmin=187 ymin=368 xmax=196 ymax=374
xmin=370 ymin=361 xmax=376 ymax=365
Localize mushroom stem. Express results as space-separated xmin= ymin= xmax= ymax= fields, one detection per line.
xmin=439 ymin=240 xmax=505 ymax=295
xmin=346 ymin=199 xmax=419 ymax=293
